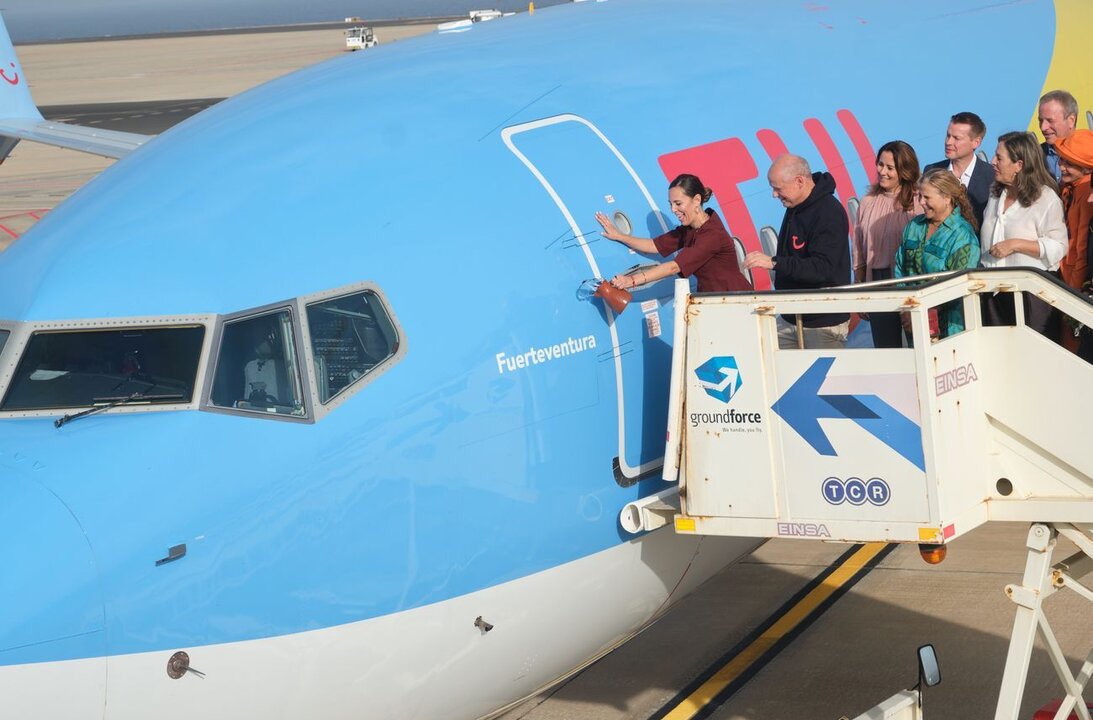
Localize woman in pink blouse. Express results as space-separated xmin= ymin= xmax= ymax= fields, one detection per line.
xmin=853 ymin=140 xmax=921 ymax=347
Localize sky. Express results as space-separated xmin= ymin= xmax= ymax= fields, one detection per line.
xmin=3 ymin=0 xmax=569 ymax=42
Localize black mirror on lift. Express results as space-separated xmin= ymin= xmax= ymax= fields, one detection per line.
xmin=915 ymin=643 xmax=942 ymax=715
xmin=918 ymin=644 xmax=941 ymax=688
xmin=836 ymin=645 xmax=942 ymax=720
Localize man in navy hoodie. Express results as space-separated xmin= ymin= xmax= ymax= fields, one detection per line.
xmin=745 ymin=154 xmax=850 ymax=349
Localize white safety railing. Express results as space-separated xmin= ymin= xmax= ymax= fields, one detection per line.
xmin=847 ymin=690 xmax=922 ymax=720
xmin=656 ymin=268 xmax=1093 ymax=720
xmin=663 ymin=269 xmax=1093 ymax=544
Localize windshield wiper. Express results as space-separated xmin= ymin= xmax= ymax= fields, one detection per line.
xmin=54 ymin=391 xmax=185 ymax=428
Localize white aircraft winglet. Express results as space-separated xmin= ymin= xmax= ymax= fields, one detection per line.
xmin=0 ymin=12 xmax=149 ymax=160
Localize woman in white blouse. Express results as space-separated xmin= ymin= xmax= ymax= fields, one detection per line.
xmin=980 ymin=131 xmax=1067 ymax=336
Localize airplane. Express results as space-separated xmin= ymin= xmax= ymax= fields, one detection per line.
xmin=0 ymin=0 xmax=1087 ymax=718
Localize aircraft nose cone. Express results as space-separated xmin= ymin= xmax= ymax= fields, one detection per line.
xmin=0 ymin=468 xmax=105 ymax=656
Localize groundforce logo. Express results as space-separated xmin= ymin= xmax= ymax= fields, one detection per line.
xmin=691 ymin=356 xmax=763 ymax=430
xmin=694 ymin=356 xmax=743 ymax=403
xmin=689 ymin=408 xmax=763 ymax=427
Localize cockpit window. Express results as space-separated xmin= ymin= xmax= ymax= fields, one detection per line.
xmin=1 ymin=326 xmax=204 ymax=411
xmin=307 ymin=290 xmax=398 ymax=403
xmin=0 ymin=329 xmax=8 ymax=356
xmin=210 ymin=309 xmax=305 ymax=416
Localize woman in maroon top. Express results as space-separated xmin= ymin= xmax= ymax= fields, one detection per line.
xmin=596 ymin=174 xmax=753 ymax=293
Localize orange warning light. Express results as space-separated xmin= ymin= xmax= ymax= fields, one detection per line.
xmin=918 ymin=543 xmax=947 ymax=565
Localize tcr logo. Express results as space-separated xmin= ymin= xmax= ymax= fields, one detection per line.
xmin=694 ymin=356 xmax=743 ymax=403
xmin=0 ymin=62 xmax=18 ymax=85
xmin=822 ymin=476 xmax=890 ymax=507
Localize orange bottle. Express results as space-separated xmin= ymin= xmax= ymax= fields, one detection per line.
xmin=594 ymin=280 xmax=632 ymax=314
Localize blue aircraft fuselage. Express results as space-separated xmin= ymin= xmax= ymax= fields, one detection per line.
xmin=0 ymin=1 xmax=1073 ymax=718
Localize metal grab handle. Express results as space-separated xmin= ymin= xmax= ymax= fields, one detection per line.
xmin=155 ymin=543 xmax=186 ymax=566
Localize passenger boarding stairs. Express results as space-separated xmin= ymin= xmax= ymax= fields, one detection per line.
xmin=636 ymin=270 xmax=1093 ymax=720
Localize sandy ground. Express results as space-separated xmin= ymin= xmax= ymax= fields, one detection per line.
xmin=0 ymin=23 xmax=438 ymax=240
xmin=17 ymin=26 xmax=433 ymax=105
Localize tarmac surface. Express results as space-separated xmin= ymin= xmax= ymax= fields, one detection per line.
xmin=3 ymin=21 xmax=1091 ymax=720
xmin=499 ymin=526 xmax=1090 ymax=720
xmin=41 ymin=98 xmax=221 ymax=135
xmin=21 ymin=17 xmax=458 ymax=45
xmin=0 ymin=23 xmax=439 ymax=241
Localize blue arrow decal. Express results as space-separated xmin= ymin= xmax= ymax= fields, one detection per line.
xmin=772 ymin=357 xmax=925 ymax=471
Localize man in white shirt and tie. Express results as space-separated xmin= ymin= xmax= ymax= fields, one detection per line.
xmin=924 ymin=112 xmax=992 ymax=228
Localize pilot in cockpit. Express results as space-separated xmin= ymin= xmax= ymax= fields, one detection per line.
xmin=243 ymin=332 xmax=281 ymax=406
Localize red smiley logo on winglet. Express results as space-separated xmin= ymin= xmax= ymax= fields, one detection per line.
xmin=792 ymin=235 xmax=806 ymax=250
xmin=0 ymin=63 xmax=19 ymax=85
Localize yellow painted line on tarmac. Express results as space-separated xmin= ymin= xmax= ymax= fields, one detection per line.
xmin=660 ymin=542 xmax=889 ymax=720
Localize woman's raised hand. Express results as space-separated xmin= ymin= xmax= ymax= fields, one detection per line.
xmin=596 ymin=211 xmax=625 ymax=242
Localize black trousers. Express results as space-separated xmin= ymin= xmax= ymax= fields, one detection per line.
xmin=868 ymin=267 xmax=904 ymax=348
xmin=981 ymin=290 xmax=1060 ymax=341
xmin=1079 ymin=327 xmax=1093 ymax=364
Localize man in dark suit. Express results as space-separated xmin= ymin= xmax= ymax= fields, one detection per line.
xmin=924 ymin=111 xmax=992 ymax=228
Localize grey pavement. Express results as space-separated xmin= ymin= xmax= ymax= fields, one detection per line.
xmin=41 ymin=98 xmax=221 ymax=135
xmin=501 ymin=524 xmax=1091 ymax=720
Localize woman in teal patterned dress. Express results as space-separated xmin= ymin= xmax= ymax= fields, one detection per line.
xmin=895 ymin=168 xmax=982 ymax=339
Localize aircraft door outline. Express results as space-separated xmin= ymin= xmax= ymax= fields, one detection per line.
xmin=502 ymin=114 xmax=670 ymax=482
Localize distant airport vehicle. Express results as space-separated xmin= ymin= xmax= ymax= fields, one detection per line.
xmin=344 ymin=26 xmax=376 ymax=51
xmin=440 ymin=9 xmax=509 ymax=33
xmin=0 ymin=1 xmax=1085 ymax=719
xmin=469 ymin=9 xmax=505 ymax=22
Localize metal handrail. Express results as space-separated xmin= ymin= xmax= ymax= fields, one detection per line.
xmin=693 ymin=267 xmax=1083 ymax=299
xmin=688 ymin=268 xmax=1093 ymax=328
